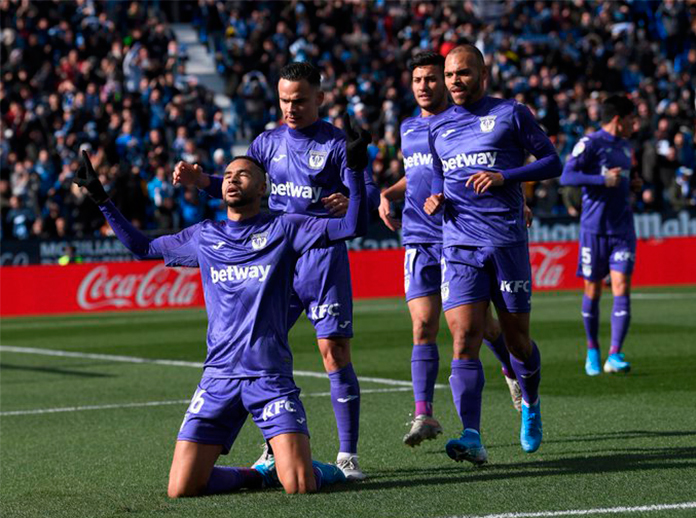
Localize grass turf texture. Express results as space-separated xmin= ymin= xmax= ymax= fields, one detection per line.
xmin=1 ymin=286 xmax=695 ymax=518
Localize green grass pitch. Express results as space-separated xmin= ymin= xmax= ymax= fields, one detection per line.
xmin=1 ymin=287 xmax=695 ymax=518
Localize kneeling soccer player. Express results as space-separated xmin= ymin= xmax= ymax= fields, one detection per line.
xmin=73 ymin=151 xmax=368 ymax=495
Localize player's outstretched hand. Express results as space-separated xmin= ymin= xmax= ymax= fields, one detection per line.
xmin=74 ymin=150 xmax=108 ymax=205
xmin=424 ymin=193 xmax=444 ymax=215
xmin=322 ymin=192 xmax=349 ymax=216
xmin=342 ymin=113 xmax=372 ymax=172
xmin=466 ymin=171 xmax=504 ymax=194
xmin=173 ymin=161 xmax=208 ymax=189
xmin=378 ymin=193 xmax=401 ymax=231
xmin=524 ymin=204 xmax=533 ymax=228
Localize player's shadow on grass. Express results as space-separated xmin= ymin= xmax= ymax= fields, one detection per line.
xmin=0 ymin=363 xmax=115 ymax=378
xmin=323 ymin=445 xmax=696 ymax=492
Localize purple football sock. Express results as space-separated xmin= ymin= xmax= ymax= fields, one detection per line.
xmin=449 ymin=359 xmax=485 ymax=432
xmin=609 ymin=295 xmax=631 ymax=355
xmin=206 ymin=466 xmax=262 ymax=494
xmin=510 ymin=341 xmax=541 ymax=406
xmin=411 ymin=343 xmax=439 ymax=416
xmin=582 ymin=295 xmax=600 ymax=350
xmin=328 ymin=363 xmax=360 ymax=454
xmin=483 ymin=334 xmax=514 ymax=378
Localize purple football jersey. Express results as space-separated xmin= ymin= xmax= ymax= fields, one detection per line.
xmin=429 ymin=97 xmax=561 ymax=247
xmin=560 ymin=129 xmax=635 ymax=237
xmin=400 ymin=116 xmax=442 ymax=245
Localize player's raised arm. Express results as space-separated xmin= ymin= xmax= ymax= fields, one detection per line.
xmin=560 ymin=137 xmax=611 ymax=187
xmin=75 ymin=152 xmax=200 ymax=266
xmin=340 ymin=113 xmax=380 ymax=211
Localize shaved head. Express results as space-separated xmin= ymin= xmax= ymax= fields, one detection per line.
xmin=444 ymin=44 xmax=488 ymax=106
xmin=447 ymin=44 xmax=485 ymax=69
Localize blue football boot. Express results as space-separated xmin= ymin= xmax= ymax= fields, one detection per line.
xmin=604 ymin=353 xmax=631 ymax=373
xmin=520 ymin=399 xmax=543 ymax=453
xmin=445 ymin=428 xmax=488 ymax=466
xmin=585 ymin=349 xmax=601 ymax=376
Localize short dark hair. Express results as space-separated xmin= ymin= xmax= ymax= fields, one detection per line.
xmin=279 ymin=62 xmax=321 ymax=87
xmin=601 ymin=95 xmax=635 ymax=123
xmin=408 ymin=51 xmax=445 ymax=72
xmin=448 ymin=44 xmax=485 ymax=68
xmin=230 ymin=155 xmax=266 ymax=179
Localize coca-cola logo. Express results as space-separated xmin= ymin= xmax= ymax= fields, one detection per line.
xmin=77 ymin=264 xmax=199 ymax=310
xmin=529 ymin=245 xmax=570 ymax=289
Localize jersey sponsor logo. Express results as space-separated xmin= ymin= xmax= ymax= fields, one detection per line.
xmin=251 ymin=232 xmax=268 ymax=251
xmin=270 ymin=181 xmax=322 ymax=203
xmin=271 ymin=154 xmax=287 ymax=163
xmin=212 ymin=241 xmax=225 ymax=250
xmin=403 ymin=128 xmax=416 ymax=136
xmin=336 ymin=395 xmax=359 ymax=403
xmin=210 ymin=264 xmax=271 ymax=284
xmin=308 ymin=150 xmax=328 ymax=170
xmin=441 ymin=151 xmax=497 ymax=173
xmin=479 ymin=115 xmax=497 ymax=133
xmin=403 ymin=152 xmax=433 ymax=171
xmin=441 ymin=129 xmax=456 ymax=139
xmin=309 ymin=302 xmax=341 ymax=320
xmin=261 ymin=399 xmax=297 ymax=421
xmin=499 ymin=279 xmax=531 ymax=293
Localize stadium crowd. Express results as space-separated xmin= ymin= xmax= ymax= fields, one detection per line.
xmin=1 ymin=0 xmax=695 ymax=241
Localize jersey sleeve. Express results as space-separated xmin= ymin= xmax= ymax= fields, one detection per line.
xmin=336 ymin=140 xmax=380 ymax=211
xmin=154 ymin=225 xmax=202 ymax=267
xmin=281 ymin=214 xmax=331 ymax=254
xmin=501 ymin=103 xmax=562 ymax=182
xmin=560 ymin=136 xmax=605 ymax=186
xmin=429 ymin=128 xmax=444 ymax=194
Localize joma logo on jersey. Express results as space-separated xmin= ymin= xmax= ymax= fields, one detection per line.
xmin=270 ymin=181 xmax=322 ymax=203
xmin=308 ymin=150 xmax=328 ymax=170
xmin=251 ymin=232 xmax=268 ymax=250
xmin=499 ymin=280 xmax=530 ymax=293
xmin=441 ymin=152 xmax=497 ymax=173
xmin=210 ymin=265 xmax=271 ymax=284
xmin=403 ymin=152 xmax=433 ymax=170
xmin=309 ymin=303 xmax=340 ymax=320
xmin=261 ymin=399 xmax=297 ymax=421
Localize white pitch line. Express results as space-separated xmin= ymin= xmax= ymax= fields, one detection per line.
xmin=446 ymin=501 xmax=696 ymax=518
xmin=0 ymin=345 xmax=445 ymax=389
xmin=0 ymin=387 xmax=416 ymax=417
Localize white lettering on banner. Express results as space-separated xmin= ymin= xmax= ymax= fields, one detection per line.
xmin=77 ymin=264 xmax=199 ymax=310
xmin=529 ymin=245 xmax=570 ymax=288
xmin=270 ymin=181 xmax=322 ymax=203
xmin=441 ymin=152 xmax=497 ymax=173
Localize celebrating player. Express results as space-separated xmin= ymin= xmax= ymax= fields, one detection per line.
xmin=424 ymin=45 xmax=562 ymax=463
xmin=173 ymin=62 xmax=378 ymax=480
xmin=73 ymin=150 xmax=368 ymax=496
xmin=378 ymin=51 xmax=526 ymax=448
xmin=560 ymin=95 xmax=641 ymax=376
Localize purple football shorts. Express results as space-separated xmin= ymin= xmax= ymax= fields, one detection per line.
xmin=577 ymin=231 xmax=636 ymax=281
xmin=404 ymin=243 xmax=443 ymax=302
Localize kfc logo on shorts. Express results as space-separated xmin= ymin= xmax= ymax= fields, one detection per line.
xmin=262 ymin=399 xmax=297 ymax=421
xmin=309 ymin=303 xmax=340 ymax=320
xmin=613 ymin=250 xmax=634 ymax=263
xmin=251 ymin=232 xmax=268 ymax=250
xmin=499 ymin=280 xmax=531 ymax=293
xmin=308 ymin=150 xmax=328 ymax=170
xmin=441 ymin=281 xmax=450 ymax=301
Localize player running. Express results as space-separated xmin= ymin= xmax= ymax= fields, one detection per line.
xmin=424 ymin=45 xmax=562 ymax=463
xmin=173 ymin=62 xmax=378 ymax=480
xmin=73 ymin=151 xmax=368 ymax=496
xmin=378 ymin=51 xmax=526 ymax=448
xmin=560 ymin=95 xmax=641 ymax=376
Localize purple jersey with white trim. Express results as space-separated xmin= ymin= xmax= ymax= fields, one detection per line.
xmin=151 ymin=213 xmax=334 ymax=378
xmin=560 ymin=129 xmax=634 ymax=237
xmin=248 ymin=119 xmax=378 ymax=217
xmin=401 ymin=116 xmax=442 ymax=245
xmin=429 ymin=97 xmax=558 ymax=247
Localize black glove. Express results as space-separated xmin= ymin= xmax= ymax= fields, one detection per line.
xmin=74 ymin=150 xmax=109 ymax=205
xmin=342 ymin=113 xmax=372 ymax=172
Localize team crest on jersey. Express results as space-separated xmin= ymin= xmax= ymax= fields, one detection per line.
xmin=251 ymin=232 xmax=269 ymax=250
xmin=441 ymin=281 xmax=450 ymax=302
xmin=308 ymin=150 xmax=328 ymax=170
xmin=479 ymin=115 xmax=497 ymax=133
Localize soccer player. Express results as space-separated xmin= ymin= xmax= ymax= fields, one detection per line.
xmin=424 ymin=45 xmax=562 ymax=463
xmin=73 ymin=150 xmax=368 ymax=496
xmin=560 ymin=95 xmax=641 ymax=376
xmin=173 ymin=62 xmax=378 ymax=480
xmin=378 ymin=51 xmax=526 ymax=447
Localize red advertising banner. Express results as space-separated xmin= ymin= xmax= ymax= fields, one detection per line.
xmin=1 ymin=237 xmax=695 ymax=317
